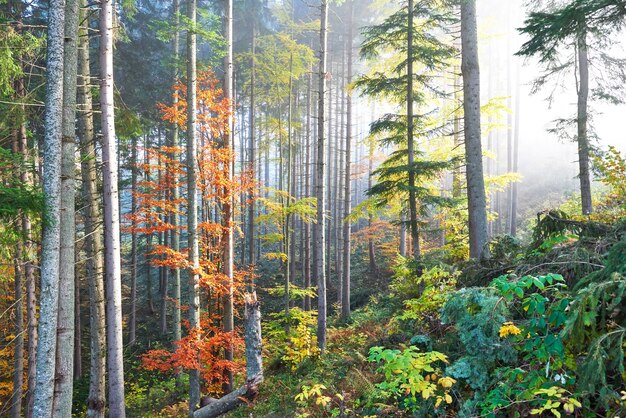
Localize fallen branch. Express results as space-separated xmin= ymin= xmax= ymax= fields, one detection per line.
xmin=193 ymin=293 xmax=263 ymax=418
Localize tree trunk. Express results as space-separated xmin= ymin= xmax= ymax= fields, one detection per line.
xmin=285 ymin=54 xmax=294 ymax=333
xmin=577 ymin=31 xmax=592 ymax=215
xmin=407 ymin=0 xmax=421 ymax=261
xmin=304 ymin=68 xmax=312 ymax=311
xmin=33 ymin=0 xmax=65 ymax=414
xmin=78 ymin=5 xmax=106 ymax=413
xmin=342 ymin=5 xmax=353 ymax=322
xmin=187 ymin=0 xmax=201 ymax=411
xmin=223 ymin=0 xmax=235 ymax=394
xmin=461 ymin=0 xmax=489 ymax=260
xmin=53 ymin=0 xmax=79 ymax=410
xmin=248 ymin=21 xmax=256 ymax=267
xmin=510 ymin=64 xmax=520 ymax=237
xmin=100 ymin=0 xmax=126 ymax=414
xmin=171 ymin=0 xmax=182 ymax=344
xmin=315 ymin=0 xmax=329 ymax=352
xmin=129 ymin=139 xmax=138 ymax=346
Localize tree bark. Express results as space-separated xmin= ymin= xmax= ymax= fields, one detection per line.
xmin=406 ymin=0 xmax=421 ymax=261
xmin=315 ymin=0 xmax=329 ymax=351
xmin=577 ymin=31 xmax=592 ymax=215
xmin=342 ymin=5 xmax=354 ymax=322
xmin=78 ymin=5 xmax=106 ymax=413
xmin=100 ymin=0 xmax=126 ymax=414
xmin=461 ymin=0 xmax=489 ymax=260
xmin=129 ymin=138 xmax=138 ymax=346
xmin=248 ymin=21 xmax=256 ymax=267
xmin=304 ymin=68 xmax=312 ymax=311
xmin=223 ymin=0 xmax=235 ymax=393
xmin=33 ymin=0 xmax=65 ymax=414
xmin=54 ymin=0 xmax=79 ymax=411
xmin=187 ymin=0 xmax=201 ymax=411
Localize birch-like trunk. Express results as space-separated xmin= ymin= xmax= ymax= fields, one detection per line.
xmin=461 ymin=0 xmax=489 ymax=260
xmin=223 ymin=0 xmax=235 ymax=392
xmin=100 ymin=0 xmax=126 ymax=415
xmin=186 ymin=0 xmax=201 ymax=411
xmin=32 ymin=0 xmax=65 ymax=415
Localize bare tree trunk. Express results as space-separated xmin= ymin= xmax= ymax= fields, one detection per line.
xmin=315 ymin=0 xmax=329 ymax=352
xmin=461 ymin=0 xmax=489 ymax=260
xmin=78 ymin=6 xmax=106 ymax=413
xmin=53 ymin=0 xmax=79 ymax=411
xmin=171 ymin=0 xmax=182 ymax=344
xmin=223 ymin=0 xmax=235 ymax=394
xmin=285 ymin=54 xmax=294 ymax=333
xmin=129 ymin=139 xmax=138 ymax=346
xmin=186 ymin=0 xmax=201 ymax=412
xmin=100 ymin=0 xmax=126 ymax=414
xmin=341 ymin=4 xmax=354 ymax=322
xmin=74 ymin=260 xmax=82 ymax=380
xmin=407 ymin=0 xmax=421 ymax=260
xmin=510 ymin=65 xmax=520 ymax=237
xmin=248 ymin=21 xmax=256 ymax=268
xmin=304 ymin=68 xmax=312 ymax=311
xmin=577 ymin=31 xmax=592 ymax=215
xmin=10 ymin=135 xmax=24 ymax=418
xmin=33 ymin=0 xmax=65 ymax=414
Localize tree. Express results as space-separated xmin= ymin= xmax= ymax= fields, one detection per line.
xmin=77 ymin=1 xmax=106 ymax=412
xmin=100 ymin=0 xmax=126 ymax=415
xmin=461 ymin=0 xmax=489 ymax=259
xmin=315 ymin=0 xmax=329 ymax=352
xmin=518 ymin=0 xmax=626 ymax=216
xmin=32 ymin=0 xmax=65 ymax=414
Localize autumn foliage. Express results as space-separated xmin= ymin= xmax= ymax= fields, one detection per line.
xmin=135 ymin=69 xmax=255 ymax=394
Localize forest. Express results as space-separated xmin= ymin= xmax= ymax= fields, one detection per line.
xmin=0 ymin=0 xmax=625 ymax=416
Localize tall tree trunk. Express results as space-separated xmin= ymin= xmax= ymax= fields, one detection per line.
xmin=285 ymin=54 xmax=294 ymax=333
xmin=187 ymin=0 xmax=201 ymax=412
xmin=145 ymin=141 xmax=155 ymax=313
xmin=407 ymin=0 xmax=421 ymax=260
xmin=223 ymin=0 xmax=235 ymax=394
xmin=53 ymin=0 xmax=79 ymax=411
xmin=171 ymin=0 xmax=182 ymax=344
xmin=315 ymin=0 xmax=329 ymax=351
xmin=74 ymin=259 xmax=82 ymax=380
xmin=100 ymin=0 xmax=126 ymax=414
xmin=33 ymin=0 xmax=65 ymax=414
xmin=577 ymin=31 xmax=592 ymax=215
xmin=78 ymin=6 xmax=106 ymax=413
xmin=304 ymin=68 xmax=312 ymax=311
xmin=248 ymin=21 xmax=256 ymax=267
xmin=129 ymin=139 xmax=138 ymax=346
xmin=510 ymin=65 xmax=520 ymax=237
xmin=341 ymin=5 xmax=353 ymax=322
xmin=461 ymin=0 xmax=489 ymax=260
xmin=10 ymin=135 xmax=24 ymax=418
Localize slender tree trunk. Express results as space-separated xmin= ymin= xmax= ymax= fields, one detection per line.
xmin=407 ymin=0 xmax=421 ymax=260
xmin=171 ymin=0 xmax=182 ymax=345
xmin=78 ymin=6 xmax=106 ymax=413
xmin=54 ymin=0 xmax=79 ymax=410
xmin=73 ymin=259 xmax=82 ymax=380
xmin=510 ymin=65 xmax=520 ymax=237
xmin=10 ymin=136 xmax=24 ymax=418
xmin=461 ymin=0 xmax=489 ymax=260
xmin=223 ymin=0 xmax=235 ymax=393
xmin=33 ymin=0 xmax=65 ymax=414
xmin=577 ymin=31 xmax=592 ymax=215
xmin=315 ymin=0 xmax=329 ymax=351
xmin=248 ymin=21 xmax=256 ymax=267
xmin=187 ymin=0 xmax=201 ymax=412
xmin=100 ymin=0 xmax=126 ymax=414
xmin=341 ymin=5 xmax=353 ymax=322
xmin=285 ymin=54 xmax=294 ymax=333
xmin=145 ymin=141 xmax=155 ymax=314
xmin=304 ymin=68 xmax=312 ymax=311
xmin=129 ymin=139 xmax=138 ymax=346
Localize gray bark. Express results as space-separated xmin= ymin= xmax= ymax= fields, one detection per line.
xmin=100 ymin=0 xmax=126 ymax=414
xmin=186 ymin=0 xmax=201 ymax=411
xmin=78 ymin=6 xmax=107 ymax=413
xmin=53 ymin=0 xmax=79 ymax=412
xmin=33 ymin=0 xmax=65 ymax=414
xmin=577 ymin=32 xmax=592 ymax=215
xmin=315 ymin=0 xmax=329 ymax=351
xmin=342 ymin=5 xmax=353 ymax=322
xmin=461 ymin=0 xmax=489 ymax=260
xmin=172 ymin=0 xmax=182 ymax=344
